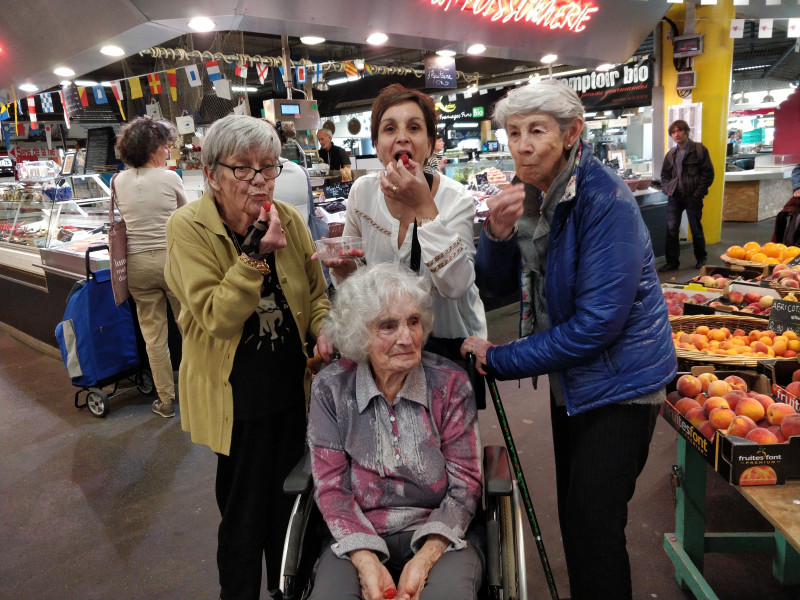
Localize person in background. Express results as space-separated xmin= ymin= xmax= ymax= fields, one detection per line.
xmin=74 ymin=139 xmax=87 ymax=173
xmin=316 ymin=127 xmax=352 ymax=181
xmin=164 ymin=114 xmax=332 ymax=599
xmin=658 ymin=119 xmax=715 ymax=272
xmin=318 ymin=83 xmax=486 ymax=367
xmin=113 ymin=116 xmax=187 ymax=418
xmin=307 ymin=263 xmax=483 ymax=600
xmin=278 ymin=120 xmax=309 ymax=168
xmin=424 ymin=133 xmax=446 ymax=174
xmin=792 ymin=163 xmax=800 ymax=198
xmin=460 ymin=79 xmax=676 ymax=600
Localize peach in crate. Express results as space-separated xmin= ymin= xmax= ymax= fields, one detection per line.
xmin=314 ymin=236 xmax=365 ymax=260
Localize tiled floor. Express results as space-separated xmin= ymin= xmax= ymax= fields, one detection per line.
xmin=2 ymin=217 xmax=798 ymax=599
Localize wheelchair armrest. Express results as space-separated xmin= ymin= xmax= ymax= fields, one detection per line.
xmin=483 ymin=445 xmax=513 ymax=497
xmin=283 ymin=450 xmax=313 ymax=495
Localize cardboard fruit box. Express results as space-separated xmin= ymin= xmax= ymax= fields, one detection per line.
xmin=683 ymin=264 xmax=768 ymax=288
xmin=662 ymin=366 xmax=800 ymax=485
xmin=661 ymin=284 xmax=722 ymax=317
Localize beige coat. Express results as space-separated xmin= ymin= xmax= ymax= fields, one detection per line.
xmin=165 ymin=190 xmax=329 ymax=455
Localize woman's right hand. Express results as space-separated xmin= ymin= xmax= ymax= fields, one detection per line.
xmin=350 ymin=550 xmax=396 ymax=600
xmin=486 ymin=183 xmax=525 ymax=240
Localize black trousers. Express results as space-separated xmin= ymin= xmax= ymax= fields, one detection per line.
xmin=550 ymin=396 xmax=659 ymax=600
xmin=665 ymin=191 xmax=706 ymax=266
xmin=216 ymin=404 xmax=306 ymax=600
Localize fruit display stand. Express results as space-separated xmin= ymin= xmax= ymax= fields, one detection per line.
xmin=662 ymin=368 xmax=800 ymax=599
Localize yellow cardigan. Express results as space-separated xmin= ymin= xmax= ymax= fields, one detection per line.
xmin=165 ymin=190 xmax=330 ymax=455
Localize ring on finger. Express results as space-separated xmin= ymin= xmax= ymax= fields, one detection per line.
xmin=391 ymin=184 xmax=398 ymax=193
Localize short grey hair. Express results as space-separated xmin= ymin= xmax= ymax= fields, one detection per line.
xmin=201 ymin=115 xmax=281 ymax=189
xmin=322 ymin=263 xmax=434 ymax=364
xmin=318 ymin=128 xmax=333 ymax=140
xmin=492 ymin=78 xmax=584 ymax=133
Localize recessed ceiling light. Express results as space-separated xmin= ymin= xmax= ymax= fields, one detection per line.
xmin=436 ymin=49 xmax=457 ymax=57
xmin=100 ymin=45 xmax=125 ymax=57
xmin=19 ymin=83 xmax=38 ymax=92
xmin=467 ymin=44 xmax=486 ymax=55
xmin=53 ymin=67 xmax=75 ymax=77
xmin=300 ymin=36 xmax=326 ymax=45
xmin=366 ymin=32 xmax=388 ymax=45
xmin=541 ymin=54 xmax=558 ymax=64
xmin=188 ymin=17 xmax=215 ymax=32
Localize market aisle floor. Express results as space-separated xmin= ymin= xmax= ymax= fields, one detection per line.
xmin=2 ymin=217 xmax=799 ymax=599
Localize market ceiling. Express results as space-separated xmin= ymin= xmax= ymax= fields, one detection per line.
xmin=1 ymin=0 xmax=798 ymax=113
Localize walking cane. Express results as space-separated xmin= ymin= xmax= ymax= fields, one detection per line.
xmin=469 ymin=354 xmax=560 ymax=600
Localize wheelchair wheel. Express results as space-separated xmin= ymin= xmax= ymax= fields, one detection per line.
xmin=497 ymin=481 xmax=528 ymax=600
xmin=135 ymin=370 xmax=155 ymax=395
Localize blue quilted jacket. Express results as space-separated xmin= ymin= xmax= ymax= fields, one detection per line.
xmin=477 ymin=141 xmax=677 ymax=415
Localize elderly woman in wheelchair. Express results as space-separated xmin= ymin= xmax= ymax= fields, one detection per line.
xmin=306 ymin=263 xmax=483 ymax=600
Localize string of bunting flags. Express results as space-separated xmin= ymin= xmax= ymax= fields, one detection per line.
xmin=1 ymin=15 xmax=798 ymax=135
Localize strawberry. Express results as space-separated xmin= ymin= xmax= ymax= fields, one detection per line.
xmin=400 ymin=154 xmax=410 ymax=166
xmin=384 ymin=590 xmax=397 ymax=599
xmin=262 ymin=200 xmax=272 ymax=213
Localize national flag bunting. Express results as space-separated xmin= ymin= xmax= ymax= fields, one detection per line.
xmin=166 ymin=69 xmax=178 ymax=101
xmin=128 ymin=76 xmax=143 ymax=99
xmin=235 ymin=61 xmax=248 ymax=78
xmin=788 ymin=19 xmax=800 ymax=38
xmin=185 ymin=65 xmax=202 ymax=87
xmin=78 ymin=87 xmax=89 ymax=107
xmin=213 ymin=79 xmax=231 ymax=99
xmin=364 ymin=63 xmax=375 ymax=76
xmin=256 ymin=63 xmax=269 ymax=84
xmin=311 ymin=64 xmax=323 ymax=84
xmin=110 ymin=81 xmax=126 ymax=121
xmin=93 ymin=85 xmax=108 ymax=104
xmin=16 ymin=123 xmax=26 ymax=136
xmin=147 ymin=73 xmax=163 ymax=95
xmin=295 ymin=65 xmax=307 ymax=85
xmin=206 ymin=60 xmax=222 ymax=82
xmin=2 ymin=123 xmax=12 ymax=150
xmin=730 ymin=19 xmax=744 ymax=38
xmin=0 ymin=104 xmax=9 ymax=121
xmin=759 ymin=19 xmax=773 ymax=38
xmin=59 ymin=90 xmax=70 ymax=128
xmin=40 ymin=93 xmax=54 ymax=113
xmin=27 ymin=96 xmax=38 ymax=131
xmin=343 ymin=61 xmax=358 ymax=78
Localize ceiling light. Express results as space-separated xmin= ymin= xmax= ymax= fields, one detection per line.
xmin=232 ymin=86 xmax=258 ymax=92
xmin=53 ymin=67 xmax=75 ymax=77
xmin=59 ymin=80 xmax=72 ymax=86
xmin=300 ymin=36 xmax=325 ymax=45
xmin=313 ymin=81 xmax=329 ymax=92
xmin=74 ymin=79 xmax=98 ymax=87
xmin=328 ymin=77 xmax=352 ymax=86
xmin=188 ymin=17 xmax=215 ymax=32
xmin=453 ymin=122 xmax=479 ymax=128
xmin=596 ymin=63 xmax=614 ymax=72
xmin=366 ymin=32 xmax=388 ymax=45
xmin=541 ymin=54 xmax=558 ymax=64
xmin=436 ymin=49 xmax=457 ymax=57
xmin=467 ymin=44 xmax=486 ymax=55
xmin=100 ymin=45 xmax=125 ymax=57
xmin=19 ymin=83 xmax=38 ymax=92
xmin=762 ymin=91 xmax=775 ymax=103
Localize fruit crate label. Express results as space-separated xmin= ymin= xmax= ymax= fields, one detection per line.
xmin=767 ymin=300 xmax=800 ymax=335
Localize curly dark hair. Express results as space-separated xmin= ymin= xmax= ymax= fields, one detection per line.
xmin=115 ymin=116 xmax=177 ymax=168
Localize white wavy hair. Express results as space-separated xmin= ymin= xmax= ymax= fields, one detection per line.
xmin=492 ymin=78 xmax=585 ymax=133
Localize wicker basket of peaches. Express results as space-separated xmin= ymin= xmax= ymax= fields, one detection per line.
xmin=670 ymin=314 xmax=800 ymax=366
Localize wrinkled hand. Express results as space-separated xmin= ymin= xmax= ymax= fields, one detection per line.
xmin=460 ymin=336 xmax=494 ymax=376
xmin=312 ymin=331 xmax=335 ymax=364
xmin=257 ymin=203 xmax=287 ymax=254
xmin=396 ymin=535 xmax=448 ymax=600
xmin=381 ymin=157 xmax=435 ymax=217
xmin=486 ymin=183 xmax=525 ymax=239
xmin=350 ymin=550 xmax=396 ymax=600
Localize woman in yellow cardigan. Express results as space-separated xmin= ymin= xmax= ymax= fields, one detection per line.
xmin=165 ymin=114 xmax=331 ymax=600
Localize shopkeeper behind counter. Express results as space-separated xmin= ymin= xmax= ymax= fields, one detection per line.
xmin=316 ymin=128 xmax=352 ymax=181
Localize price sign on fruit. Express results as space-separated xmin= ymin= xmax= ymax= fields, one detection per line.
xmin=768 ymin=300 xmax=800 ymax=336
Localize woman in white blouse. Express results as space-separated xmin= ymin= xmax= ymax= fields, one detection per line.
xmin=321 ymin=84 xmax=486 ymax=358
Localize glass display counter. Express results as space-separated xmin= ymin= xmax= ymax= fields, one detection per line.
xmin=0 ymin=174 xmax=112 ymax=277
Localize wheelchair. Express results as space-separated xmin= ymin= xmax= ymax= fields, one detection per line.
xmin=277 ymin=444 xmax=529 ymax=600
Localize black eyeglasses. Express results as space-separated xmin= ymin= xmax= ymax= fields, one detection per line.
xmin=217 ymin=162 xmax=283 ymax=181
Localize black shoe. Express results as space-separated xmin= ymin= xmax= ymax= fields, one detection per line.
xmin=659 ymin=263 xmax=679 ymax=273
xmin=695 ymin=258 xmax=707 ymax=269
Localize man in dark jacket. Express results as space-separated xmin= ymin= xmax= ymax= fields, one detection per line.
xmin=659 ymin=119 xmax=715 ymax=271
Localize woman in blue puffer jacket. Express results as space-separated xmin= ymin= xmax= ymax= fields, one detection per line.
xmin=461 ymin=79 xmax=677 ymax=600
